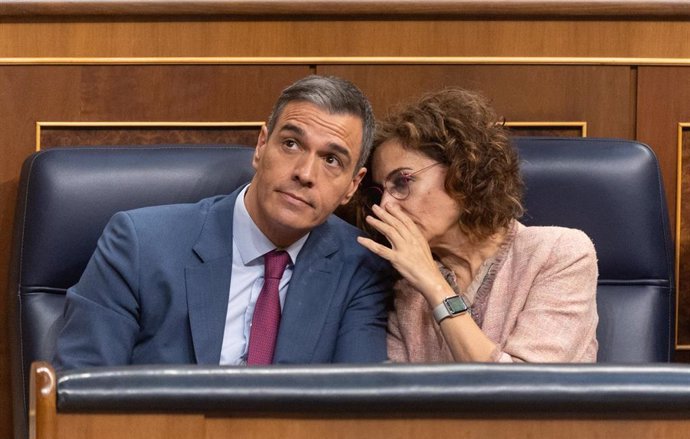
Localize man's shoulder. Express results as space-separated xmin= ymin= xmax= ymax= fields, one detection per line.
xmin=323 ymin=214 xmax=363 ymax=238
xmin=319 ymin=215 xmax=389 ymax=268
xmin=320 ymin=214 xmax=369 ymax=253
xmin=126 ymin=194 xmax=230 ymax=218
xmin=107 ymin=193 xmax=235 ymax=244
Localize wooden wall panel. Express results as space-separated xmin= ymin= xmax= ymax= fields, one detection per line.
xmin=678 ymin=128 xmax=690 ymax=351
xmin=637 ymin=67 xmax=690 ymax=221
xmin=637 ymin=68 xmax=690 ymax=352
xmin=49 ymin=413 xmax=690 ymax=439
xmin=318 ymin=65 xmax=633 ymax=138
xmin=39 ymin=125 xmax=262 ymax=149
xmin=6 ymin=20 xmax=690 ymax=58
xmin=505 ymin=125 xmax=586 ymax=138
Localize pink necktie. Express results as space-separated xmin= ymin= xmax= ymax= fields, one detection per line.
xmin=247 ymin=250 xmax=290 ymax=365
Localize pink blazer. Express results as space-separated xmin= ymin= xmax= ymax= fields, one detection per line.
xmin=387 ymin=221 xmax=599 ymax=363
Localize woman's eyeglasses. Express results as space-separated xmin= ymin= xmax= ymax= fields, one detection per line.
xmin=363 ymin=162 xmax=440 ymax=208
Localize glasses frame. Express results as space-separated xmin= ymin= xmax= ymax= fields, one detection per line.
xmin=365 ymin=162 xmax=441 ymax=207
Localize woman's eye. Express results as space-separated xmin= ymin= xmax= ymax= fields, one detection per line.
xmin=391 ymin=174 xmax=411 ymax=190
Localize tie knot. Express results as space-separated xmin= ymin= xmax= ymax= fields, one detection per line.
xmin=264 ymin=250 xmax=290 ymax=280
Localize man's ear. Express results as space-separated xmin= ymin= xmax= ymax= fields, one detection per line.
xmin=253 ymin=124 xmax=269 ymax=169
xmin=340 ymin=167 xmax=367 ymax=205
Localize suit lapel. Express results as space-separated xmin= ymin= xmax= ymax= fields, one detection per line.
xmin=273 ymin=221 xmax=340 ymax=363
xmin=185 ymin=190 xmax=239 ymax=365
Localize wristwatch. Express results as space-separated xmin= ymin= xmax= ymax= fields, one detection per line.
xmin=432 ymin=295 xmax=469 ymax=324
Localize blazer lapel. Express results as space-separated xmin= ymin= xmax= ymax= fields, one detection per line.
xmin=185 ymin=190 xmax=239 ymax=365
xmin=273 ymin=221 xmax=340 ymax=363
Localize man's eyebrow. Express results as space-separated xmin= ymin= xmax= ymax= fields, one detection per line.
xmin=278 ymin=123 xmax=305 ymax=137
xmin=327 ymin=142 xmax=352 ymax=163
xmin=278 ymin=123 xmax=355 ymax=165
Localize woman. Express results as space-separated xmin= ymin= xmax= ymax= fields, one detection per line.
xmin=357 ymin=88 xmax=598 ymax=363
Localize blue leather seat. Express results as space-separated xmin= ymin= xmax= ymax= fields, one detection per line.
xmin=9 ymin=145 xmax=257 ymax=439
xmin=514 ymin=137 xmax=675 ymax=363
xmin=8 ymin=138 xmax=675 ymax=439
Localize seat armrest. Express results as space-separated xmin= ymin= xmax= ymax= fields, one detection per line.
xmin=56 ymin=363 xmax=690 ymax=416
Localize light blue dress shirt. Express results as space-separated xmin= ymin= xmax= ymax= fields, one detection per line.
xmin=219 ymin=185 xmax=309 ymax=365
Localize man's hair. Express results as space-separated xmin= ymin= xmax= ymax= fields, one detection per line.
xmin=372 ymin=87 xmax=524 ymax=241
xmin=266 ymin=75 xmax=375 ymax=171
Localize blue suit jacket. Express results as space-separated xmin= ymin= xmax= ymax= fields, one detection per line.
xmin=54 ymin=187 xmax=391 ymax=369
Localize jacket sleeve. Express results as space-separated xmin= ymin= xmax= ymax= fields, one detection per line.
xmin=332 ymin=254 xmax=392 ymax=363
xmin=53 ymin=212 xmax=141 ymax=370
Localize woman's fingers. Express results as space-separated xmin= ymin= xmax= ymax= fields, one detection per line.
xmin=356 ymin=236 xmax=394 ymax=261
xmin=376 ymin=203 xmax=428 ymax=248
xmin=383 ymin=203 xmax=419 ymax=233
xmin=371 ymin=204 xmax=407 ymax=233
xmin=365 ymin=214 xmax=400 ymax=243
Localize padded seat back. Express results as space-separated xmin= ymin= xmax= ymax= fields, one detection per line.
xmin=514 ymin=137 xmax=675 ymax=363
xmin=9 ymin=145 xmax=256 ymax=439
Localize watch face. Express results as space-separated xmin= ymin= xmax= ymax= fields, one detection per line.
xmin=445 ymin=296 xmax=468 ymax=314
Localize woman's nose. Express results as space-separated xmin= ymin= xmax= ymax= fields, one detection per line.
xmin=379 ymin=190 xmax=396 ymax=209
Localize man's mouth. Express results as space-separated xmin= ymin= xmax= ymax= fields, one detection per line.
xmin=278 ymin=190 xmax=313 ymax=208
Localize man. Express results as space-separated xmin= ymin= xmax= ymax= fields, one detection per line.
xmin=54 ymin=75 xmax=390 ymax=369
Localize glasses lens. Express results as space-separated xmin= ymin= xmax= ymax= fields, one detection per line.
xmin=388 ymin=172 xmax=411 ymax=199
xmin=363 ymin=186 xmax=383 ymax=209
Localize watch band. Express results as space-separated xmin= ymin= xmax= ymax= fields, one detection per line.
xmin=432 ymin=295 xmax=469 ymax=324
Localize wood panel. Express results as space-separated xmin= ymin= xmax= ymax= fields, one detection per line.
xmin=679 ymin=127 xmax=690 ymax=349
xmin=637 ymin=67 xmax=690 ymax=220
xmin=637 ymin=68 xmax=690 ymax=351
xmin=7 ymin=20 xmax=690 ymax=59
xmin=506 ymin=124 xmax=586 ymax=137
xmin=205 ymin=417 xmax=690 ymax=439
xmin=44 ymin=413 xmax=690 ymax=439
xmin=39 ymin=124 xmax=262 ymax=149
xmin=317 ymin=64 xmax=633 ymax=138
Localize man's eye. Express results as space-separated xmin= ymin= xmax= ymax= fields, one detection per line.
xmin=283 ymin=139 xmax=298 ymax=149
xmin=325 ymin=155 xmax=343 ymax=168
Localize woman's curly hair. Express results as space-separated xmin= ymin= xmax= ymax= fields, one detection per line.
xmin=365 ymin=87 xmax=524 ymax=242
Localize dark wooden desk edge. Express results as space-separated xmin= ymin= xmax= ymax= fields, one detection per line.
xmin=3 ymin=0 xmax=690 ymax=18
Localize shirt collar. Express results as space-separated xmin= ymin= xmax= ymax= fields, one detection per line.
xmin=233 ymin=185 xmax=309 ymax=266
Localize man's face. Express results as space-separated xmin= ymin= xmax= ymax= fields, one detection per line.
xmin=245 ymin=101 xmax=366 ymax=247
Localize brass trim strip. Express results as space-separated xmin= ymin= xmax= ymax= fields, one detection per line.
xmin=35 ymin=121 xmax=264 ymax=151
xmin=7 ymin=57 xmax=690 ymax=66
xmin=504 ymin=121 xmax=587 ymax=137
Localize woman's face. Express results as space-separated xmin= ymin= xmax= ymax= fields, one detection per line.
xmin=371 ymin=140 xmax=463 ymax=247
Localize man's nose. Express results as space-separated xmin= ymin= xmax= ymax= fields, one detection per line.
xmin=293 ymin=154 xmax=318 ymax=187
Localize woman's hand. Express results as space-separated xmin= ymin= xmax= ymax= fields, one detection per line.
xmin=356 ymin=203 xmax=449 ymax=305
xmin=359 ymin=203 xmax=500 ymax=362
